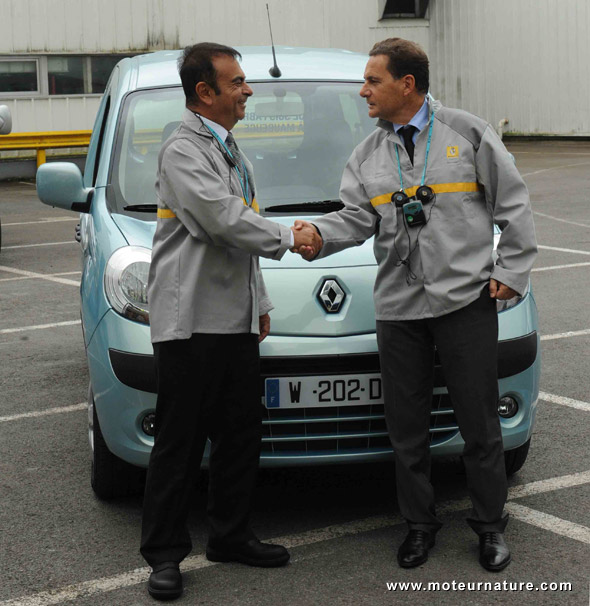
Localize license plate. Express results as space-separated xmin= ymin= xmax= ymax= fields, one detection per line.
xmin=264 ymin=373 xmax=383 ymax=409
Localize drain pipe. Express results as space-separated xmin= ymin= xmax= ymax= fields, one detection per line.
xmin=497 ymin=118 xmax=509 ymax=140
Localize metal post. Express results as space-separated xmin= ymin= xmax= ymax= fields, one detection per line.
xmin=37 ymin=149 xmax=47 ymax=167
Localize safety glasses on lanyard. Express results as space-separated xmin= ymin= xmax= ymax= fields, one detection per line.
xmin=205 ymin=125 xmax=251 ymax=204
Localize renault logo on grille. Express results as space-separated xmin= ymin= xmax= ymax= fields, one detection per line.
xmin=318 ymin=279 xmax=346 ymax=313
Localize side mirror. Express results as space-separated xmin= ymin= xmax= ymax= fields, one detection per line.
xmin=0 ymin=105 xmax=12 ymax=135
xmin=36 ymin=162 xmax=94 ymax=213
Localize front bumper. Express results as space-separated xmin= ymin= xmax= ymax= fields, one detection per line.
xmin=96 ymin=321 xmax=539 ymax=468
xmin=108 ymin=330 xmax=538 ymax=394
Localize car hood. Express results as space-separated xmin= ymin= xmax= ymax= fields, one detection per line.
xmin=110 ymin=213 xmax=377 ymax=268
xmin=111 ymin=213 xmax=378 ymax=336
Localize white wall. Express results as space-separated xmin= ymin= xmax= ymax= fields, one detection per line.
xmin=1 ymin=0 xmax=589 ymax=135
xmin=0 ymin=0 xmax=429 ymax=55
xmin=0 ymin=0 xmax=428 ymax=133
xmin=427 ymin=0 xmax=590 ymax=135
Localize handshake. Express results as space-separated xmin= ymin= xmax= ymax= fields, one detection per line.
xmin=290 ymin=220 xmax=323 ymax=260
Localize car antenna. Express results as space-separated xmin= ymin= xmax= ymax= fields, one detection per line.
xmin=266 ymin=3 xmax=282 ymax=78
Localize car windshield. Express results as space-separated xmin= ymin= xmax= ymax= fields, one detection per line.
xmin=109 ymin=82 xmax=376 ymax=220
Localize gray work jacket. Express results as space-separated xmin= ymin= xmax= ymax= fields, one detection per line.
xmin=148 ymin=109 xmax=292 ymax=343
xmin=313 ymin=98 xmax=538 ymax=321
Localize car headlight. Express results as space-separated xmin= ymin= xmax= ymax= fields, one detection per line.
xmin=104 ymin=246 xmax=151 ymax=324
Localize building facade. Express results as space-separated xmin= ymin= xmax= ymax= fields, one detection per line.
xmin=0 ymin=0 xmax=589 ymax=136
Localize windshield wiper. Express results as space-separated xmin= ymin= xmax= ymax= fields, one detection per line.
xmin=264 ymin=200 xmax=344 ymax=213
xmin=123 ymin=204 xmax=157 ymax=213
xmin=124 ymin=200 xmax=345 ymax=214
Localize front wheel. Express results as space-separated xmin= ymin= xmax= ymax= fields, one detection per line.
xmin=89 ymin=385 xmax=146 ymax=499
xmin=504 ymin=438 xmax=531 ymax=476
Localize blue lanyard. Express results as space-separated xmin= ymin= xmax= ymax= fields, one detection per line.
xmin=204 ymin=124 xmax=251 ymax=203
xmin=394 ymin=106 xmax=435 ymax=192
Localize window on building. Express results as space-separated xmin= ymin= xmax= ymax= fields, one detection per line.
xmin=0 ymin=60 xmax=38 ymax=93
xmin=48 ymin=56 xmax=85 ymax=95
xmin=0 ymin=54 xmax=133 ymax=96
xmin=382 ymin=0 xmax=429 ymax=18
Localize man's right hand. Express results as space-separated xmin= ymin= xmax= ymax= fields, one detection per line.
xmin=290 ymin=220 xmax=323 ymax=260
xmin=489 ymin=278 xmax=519 ymax=300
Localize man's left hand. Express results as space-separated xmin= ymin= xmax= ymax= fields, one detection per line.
xmin=489 ymin=279 xmax=518 ymax=300
xmin=259 ymin=313 xmax=271 ymax=343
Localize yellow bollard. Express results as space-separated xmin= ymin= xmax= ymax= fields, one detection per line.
xmin=36 ymin=149 xmax=46 ymax=167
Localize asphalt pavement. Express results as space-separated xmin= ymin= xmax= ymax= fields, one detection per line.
xmin=0 ymin=140 xmax=589 ymax=605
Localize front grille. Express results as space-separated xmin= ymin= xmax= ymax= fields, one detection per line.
xmin=261 ymin=395 xmax=458 ymax=455
xmin=259 ymin=352 xmax=458 ymax=457
xmin=261 ymin=403 xmax=390 ymax=454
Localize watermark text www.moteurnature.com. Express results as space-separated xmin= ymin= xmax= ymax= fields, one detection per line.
xmin=386 ymin=580 xmax=572 ymax=593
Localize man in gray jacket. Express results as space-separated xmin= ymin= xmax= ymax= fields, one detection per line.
xmin=295 ymin=38 xmax=537 ymax=572
xmin=141 ymin=43 xmax=314 ymax=601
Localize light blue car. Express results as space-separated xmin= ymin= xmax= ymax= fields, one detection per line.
xmin=36 ymin=48 xmax=540 ymax=499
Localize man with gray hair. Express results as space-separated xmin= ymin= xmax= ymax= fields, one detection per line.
xmin=142 ymin=42 xmax=315 ymax=600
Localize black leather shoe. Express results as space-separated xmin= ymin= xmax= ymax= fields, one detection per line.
xmin=397 ymin=530 xmax=435 ymax=568
xmin=206 ymin=538 xmax=290 ymax=567
xmin=479 ymin=532 xmax=511 ymax=571
xmin=148 ymin=562 xmax=182 ymax=601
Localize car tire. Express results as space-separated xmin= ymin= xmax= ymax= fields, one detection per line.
xmin=504 ymin=438 xmax=531 ymax=476
xmin=89 ymin=385 xmax=146 ymax=499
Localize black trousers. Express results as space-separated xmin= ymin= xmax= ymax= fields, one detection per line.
xmin=377 ymin=288 xmax=508 ymax=535
xmin=140 ymin=333 xmax=262 ymax=567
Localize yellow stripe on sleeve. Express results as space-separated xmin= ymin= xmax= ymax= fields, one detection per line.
xmin=243 ymin=197 xmax=260 ymax=214
xmin=158 ymin=198 xmax=259 ymax=221
xmin=157 ymin=208 xmax=177 ymax=218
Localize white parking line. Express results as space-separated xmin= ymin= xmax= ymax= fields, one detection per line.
xmin=0 ymin=566 xmax=153 ymax=606
xmin=0 ymin=403 xmax=87 ymax=424
xmin=541 ymin=328 xmax=590 ymax=341
xmin=2 ymin=241 xmax=76 ymax=250
xmin=1 ymin=469 xmax=589 ymax=606
xmin=507 ymin=469 xmax=590 ymax=499
xmin=0 ymin=265 xmax=80 ymax=286
xmin=539 ymin=391 xmax=590 ymax=413
xmin=506 ymin=503 xmax=590 ymax=545
xmin=532 ymin=261 xmax=590 ymax=272
xmin=537 ymin=244 xmax=590 ymax=256
xmin=512 ymin=151 xmax=590 ymax=156
xmin=2 ymin=217 xmax=79 ymax=227
xmin=521 ymin=160 xmax=590 ymax=177
xmin=0 ymin=271 xmax=81 ymax=283
xmin=533 ymin=210 xmax=590 ymax=229
xmin=0 ymin=320 xmax=81 ymax=336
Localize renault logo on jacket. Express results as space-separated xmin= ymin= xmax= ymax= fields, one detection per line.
xmin=318 ymin=279 xmax=346 ymax=313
